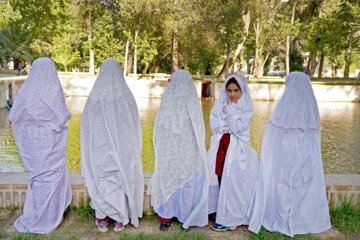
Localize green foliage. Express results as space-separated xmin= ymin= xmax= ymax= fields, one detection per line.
xmin=66 ymin=114 xmax=81 ymax=172
xmin=330 ymin=199 xmax=360 ymax=234
xmin=0 ymin=0 xmax=358 ymax=77
xmin=289 ymin=48 xmax=304 ymax=72
xmin=118 ymin=232 xmax=209 ymax=240
xmin=70 ymin=200 xmax=96 ymax=220
xmin=250 ymin=227 xmax=317 ymax=240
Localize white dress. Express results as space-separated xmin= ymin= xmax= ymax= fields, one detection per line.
xmin=248 ymin=72 xmax=331 ymax=237
xmin=148 ymin=70 xmax=209 ymax=229
xmin=81 ymin=59 xmax=143 ymax=227
xmin=208 ymin=73 xmax=259 ymax=227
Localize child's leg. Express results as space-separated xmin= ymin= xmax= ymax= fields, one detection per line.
xmin=159 ymin=216 xmax=172 ymax=231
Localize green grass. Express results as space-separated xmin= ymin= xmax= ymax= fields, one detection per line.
xmin=68 ymin=199 xmax=95 ymax=220
xmin=330 ymin=200 xmax=360 ymax=235
xmin=249 ymin=227 xmax=317 ymax=240
xmin=66 ymin=114 xmax=81 ymax=172
xmin=11 ymin=234 xmax=79 ymax=240
xmin=118 ymin=232 xmax=209 ymax=240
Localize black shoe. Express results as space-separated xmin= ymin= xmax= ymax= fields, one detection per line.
xmin=181 ymin=225 xmax=189 ymax=232
xmin=159 ymin=222 xmax=171 ymax=231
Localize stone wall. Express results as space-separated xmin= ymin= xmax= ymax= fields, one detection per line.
xmin=214 ymin=83 xmax=360 ymax=102
xmin=1 ymin=77 xmax=359 ymax=109
xmin=59 ymin=76 xmax=203 ymax=99
xmin=0 ymin=79 xmax=25 ymax=109
xmin=1 ymin=173 xmax=359 ymax=212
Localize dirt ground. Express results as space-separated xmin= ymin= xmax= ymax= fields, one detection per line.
xmin=0 ymin=209 xmax=354 ymax=240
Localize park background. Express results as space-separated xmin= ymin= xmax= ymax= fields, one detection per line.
xmin=0 ymin=1 xmax=360 ymax=239
xmin=0 ymin=0 xmax=359 ymax=80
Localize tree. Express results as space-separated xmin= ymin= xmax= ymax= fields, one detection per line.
xmin=216 ymin=0 xmax=250 ymax=80
xmin=9 ymin=0 xmax=66 ymax=56
xmin=342 ymin=0 xmax=360 ymax=78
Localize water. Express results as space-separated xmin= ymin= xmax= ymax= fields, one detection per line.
xmin=0 ymin=97 xmax=359 ymax=173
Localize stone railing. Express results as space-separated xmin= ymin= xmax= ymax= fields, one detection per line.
xmin=0 ymin=172 xmax=359 ymax=212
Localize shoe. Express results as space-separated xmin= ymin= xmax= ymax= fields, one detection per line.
xmin=159 ymin=222 xmax=171 ymax=231
xmin=114 ymin=221 xmax=124 ymax=232
xmin=211 ymin=222 xmax=236 ymax=232
xmin=181 ymin=225 xmax=189 ymax=232
xmin=96 ymin=219 xmax=109 ymax=232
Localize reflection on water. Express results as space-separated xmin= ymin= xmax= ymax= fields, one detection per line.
xmin=0 ymin=97 xmax=359 ymax=173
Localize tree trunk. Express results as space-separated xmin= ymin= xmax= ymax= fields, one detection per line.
xmin=331 ymin=45 xmax=337 ymax=77
xmin=124 ymin=40 xmax=129 ymax=76
xmin=286 ymin=0 xmax=297 ymax=76
xmin=344 ymin=33 xmax=353 ymax=78
xmin=127 ymin=54 xmax=133 ymax=74
xmin=89 ymin=42 xmax=95 ymax=74
xmin=356 ymin=71 xmax=360 ymax=84
xmin=87 ymin=1 xmax=94 ymax=75
xmin=172 ymin=29 xmax=179 ymax=69
xmin=257 ymin=56 xmax=263 ymax=77
xmin=331 ymin=61 xmax=337 ymax=78
xmin=134 ymin=29 xmax=139 ymax=75
xmin=155 ymin=61 xmax=160 ymax=73
xmin=143 ymin=64 xmax=149 ymax=75
xmin=318 ymin=52 xmax=324 ymax=78
xmin=309 ymin=51 xmax=317 ymax=77
xmin=218 ymin=25 xmax=231 ymax=79
xmin=218 ymin=10 xmax=250 ymax=80
xmin=252 ymin=19 xmax=261 ymax=77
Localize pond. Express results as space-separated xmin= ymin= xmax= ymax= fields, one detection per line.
xmin=0 ymin=97 xmax=359 ymax=174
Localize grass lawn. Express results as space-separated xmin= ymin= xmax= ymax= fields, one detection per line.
xmin=1 ymin=199 xmax=359 ymax=240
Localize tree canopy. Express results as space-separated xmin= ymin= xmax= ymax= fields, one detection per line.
xmin=0 ymin=0 xmax=359 ymax=78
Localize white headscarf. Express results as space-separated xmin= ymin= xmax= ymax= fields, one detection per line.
xmin=210 ymin=73 xmax=253 ymax=143
xmin=210 ymin=73 xmax=254 ymax=172
xmin=9 ymin=57 xmax=70 ymax=125
xmin=269 ymin=72 xmax=320 ymax=130
xmin=149 ymin=69 xmax=207 ymax=210
xmin=81 ymin=59 xmax=143 ymax=226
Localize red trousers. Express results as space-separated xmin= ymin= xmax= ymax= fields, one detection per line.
xmin=215 ymin=133 xmax=231 ymax=186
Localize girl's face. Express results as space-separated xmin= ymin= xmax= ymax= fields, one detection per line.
xmin=226 ymin=82 xmax=242 ymax=103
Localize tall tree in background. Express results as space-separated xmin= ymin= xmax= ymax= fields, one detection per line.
xmin=250 ymin=0 xmax=282 ymax=77
xmin=285 ymin=0 xmax=297 ymax=76
xmin=74 ymin=0 xmax=98 ymax=74
xmin=342 ymin=0 xmax=360 ymax=78
xmin=9 ymin=0 xmax=66 ymax=56
xmin=216 ymin=0 xmax=250 ymax=80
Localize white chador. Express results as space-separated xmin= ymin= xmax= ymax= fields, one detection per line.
xmin=248 ymin=72 xmax=331 ymax=237
xmin=208 ymin=73 xmax=259 ymax=227
xmin=148 ymin=70 xmax=209 ymax=229
xmin=81 ymin=59 xmax=144 ymax=227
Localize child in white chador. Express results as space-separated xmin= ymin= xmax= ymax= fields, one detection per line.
xmin=248 ymin=72 xmax=331 ymax=237
xmin=81 ymin=59 xmax=144 ymax=232
xmin=207 ymin=73 xmax=259 ymax=231
xmin=148 ymin=70 xmax=209 ymax=231
xmin=10 ymin=57 xmax=72 ymax=234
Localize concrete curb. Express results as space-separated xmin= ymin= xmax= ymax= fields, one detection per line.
xmin=1 ymin=173 xmax=359 ymax=212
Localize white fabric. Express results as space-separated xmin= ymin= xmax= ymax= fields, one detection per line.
xmin=207 ymin=73 xmax=259 ymax=226
xmin=81 ymin=59 xmax=143 ymax=227
xmin=148 ymin=70 xmax=208 ymax=228
xmin=248 ymin=72 xmax=331 ymax=237
xmin=9 ymin=57 xmax=72 ymax=234
xmin=269 ymin=72 xmax=320 ymax=130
